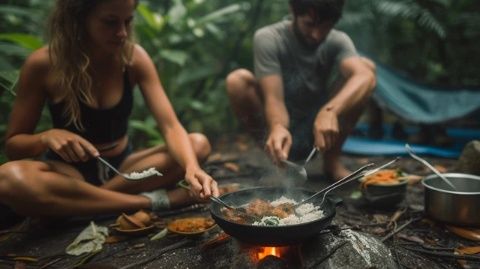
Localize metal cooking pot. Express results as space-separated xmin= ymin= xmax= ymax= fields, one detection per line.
xmin=210 ymin=187 xmax=341 ymax=246
xmin=422 ymin=173 xmax=480 ymax=227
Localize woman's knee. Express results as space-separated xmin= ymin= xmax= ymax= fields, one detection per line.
xmin=188 ymin=133 xmax=211 ymax=162
xmin=0 ymin=161 xmax=52 ymax=203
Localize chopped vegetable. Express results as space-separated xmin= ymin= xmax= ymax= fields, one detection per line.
xmin=361 ymin=169 xmax=403 ymax=188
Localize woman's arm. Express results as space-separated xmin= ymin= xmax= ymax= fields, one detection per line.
xmin=5 ymin=48 xmax=51 ymax=159
xmin=132 ymin=45 xmax=217 ymax=198
xmin=5 ymin=47 xmax=99 ymax=162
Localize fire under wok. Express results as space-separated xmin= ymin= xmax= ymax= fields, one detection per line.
xmin=210 ymin=187 xmax=341 ymax=246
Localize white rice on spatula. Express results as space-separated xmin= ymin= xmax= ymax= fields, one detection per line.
xmin=126 ymin=167 xmax=163 ymax=180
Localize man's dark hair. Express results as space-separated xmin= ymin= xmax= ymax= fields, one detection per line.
xmin=289 ymin=0 xmax=345 ymax=23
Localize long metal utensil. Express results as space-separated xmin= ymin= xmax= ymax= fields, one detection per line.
xmin=178 ymin=180 xmax=253 ymax=218
xmin=281 ymin=147 xmax=318 ymax=181
xmin=315 ymin=157 xmax=401 ymax=208
xmin=405 ymin=144 xmax=456 ymax=190
xmin=97 ymin=156 xmax=162 ymax=181
xmin=294 ymin=162 xmax=376 ymax=208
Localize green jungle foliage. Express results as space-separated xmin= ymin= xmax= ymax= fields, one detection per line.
xmin=0 ymin=0 xmax=478 ymax=160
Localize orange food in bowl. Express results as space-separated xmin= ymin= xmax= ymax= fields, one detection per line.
xmin=168 ymin=217 xmax=215 ymax=234
xmin=361 ymin=169 xmax=403 ymax=188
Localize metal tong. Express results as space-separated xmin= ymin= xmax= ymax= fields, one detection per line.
xmin=295 ymin=157 xmax=400 ymax=208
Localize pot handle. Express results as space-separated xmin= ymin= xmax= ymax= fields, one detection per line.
xmin=327 ymin=195 xmax=343 ymax=206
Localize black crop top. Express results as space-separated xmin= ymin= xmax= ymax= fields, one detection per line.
xmin=48 ymin=71 xmax=133 ymax=144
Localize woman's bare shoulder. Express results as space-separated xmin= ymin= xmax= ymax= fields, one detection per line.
xmin=130 ymin=44 xmax=152 ymax=66
xmin=128 ymin=44 xmax=156 ymax=80
xmin=23 ymin=47 xmax=51 ymax=74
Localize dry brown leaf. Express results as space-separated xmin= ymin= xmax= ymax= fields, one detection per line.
xmin=224 ymin=162 xmax=240 ymax=173
xmin=455 ymin=245 xmax=480 ymax=255
xmin=132 ymin=243 xmax=145 ymax=249
xmin=404 ymin=174 xmax=423 ymax=185
xmin=370 ymin=227 xmax=386 ymax=235
xmin=105 ymin=235 xmax=127 ymax=244
xmin=396 ymin=233 xmax=425 ymax=244
xmin=433 ymin=164 xmax=448 ymax=173
xmin=372 ymin=214 xmax=389 ymax=224
xmin=201 ymin=232 xmax=231 ymax=250
xmin=14 ymin=261 xmax=26 ymax=269
xmin=207 ymin=153 xmax=223 ymax=162
xmin=447 ymin=226 xmax=480 ymax=241
xmin=388 ymin=208 xmax=406 ymax=228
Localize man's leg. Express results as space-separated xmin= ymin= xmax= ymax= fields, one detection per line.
xmin=323 ymin=104 xmax=366 ymax=181
xmin=225 ymin=69 xmax=266 ymax=143
xmin=324 ymin=57 xmax=376 ymax=181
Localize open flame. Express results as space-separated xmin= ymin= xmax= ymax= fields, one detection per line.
xmin=257 ymin=247 xmax=281 ymax=260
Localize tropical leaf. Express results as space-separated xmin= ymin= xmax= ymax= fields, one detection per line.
xmin=0 ymin=5 xmax=32 ymax=17
xmin=196 ymin=4 xmax=244 ymax=25
xmin=0 ymin=33 xmax=43 ymax=51
xmin=168 ymin=0 xmax=187 ymax=26
xmin=0 ymin=70 xmax=19 ymax=96
xmin=375 ymin=1 xmax=446 ymax=38
xmin=159 ymin=49 xmax=188 ymax=66
xmin=136 ymin=3 xmax=165 ymax=32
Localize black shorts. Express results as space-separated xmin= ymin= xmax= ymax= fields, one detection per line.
xmin=43 ymin=143 xmax=133 ymax=186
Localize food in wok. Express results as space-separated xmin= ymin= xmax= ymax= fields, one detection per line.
xmin=221 ymin=196 xmax=324 ymax=226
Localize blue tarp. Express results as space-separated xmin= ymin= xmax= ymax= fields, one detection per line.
xmin=373 ymin=64 xmax=480 ymax=123
xmin=343 ymin=124 xmax=480 ymax=158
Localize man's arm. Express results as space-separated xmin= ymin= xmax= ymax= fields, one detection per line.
xmin=259 ymin=74 xmax=292 ymax=163
xmin=313 ymin=57 xmax=376 ymax=151
xmin=323 ymin=57 xmax=375 ymax=116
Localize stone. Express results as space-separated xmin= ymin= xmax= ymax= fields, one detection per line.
xmin=302 ymin=229 xmax=397 ymax=269
xmin=455 ymin=140 xmax=480 ymax=175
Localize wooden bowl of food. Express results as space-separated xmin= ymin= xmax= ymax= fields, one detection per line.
xmin=114 ymin=210 xmax=155 ymax=235
xmin=167 ymin=217 xmax=216 ymax=236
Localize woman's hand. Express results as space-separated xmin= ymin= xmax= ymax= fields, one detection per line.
xmin=184 ymin=167 xmax=219 ymax=199
xmin=40 ymin=129 xmax=99 ymax=162
xmin=265 ymin=124 xmax=292 ymax=165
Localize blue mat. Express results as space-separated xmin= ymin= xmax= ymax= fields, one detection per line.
xmin=342 ymin=125 xmax=480 ymax=159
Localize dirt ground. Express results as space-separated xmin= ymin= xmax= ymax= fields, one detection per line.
xmin=0 ymin=134 xmax=478 ymax=269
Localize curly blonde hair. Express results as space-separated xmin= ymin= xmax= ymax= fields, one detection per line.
xmin=47 ymin=0 xmax=137 ymax=130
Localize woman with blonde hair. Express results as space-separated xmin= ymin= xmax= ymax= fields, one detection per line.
xmin=0 ymin=0 xmax=219 ymax=219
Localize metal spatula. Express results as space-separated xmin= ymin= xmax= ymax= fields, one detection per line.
xmin=97 ymin=156 xmax=162 ymax=181
xmin=281 ymin=147 xmax=318 ymax=181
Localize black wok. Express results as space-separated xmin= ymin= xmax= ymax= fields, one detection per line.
xmin=210 ymin=187 xmax=341 ymax=246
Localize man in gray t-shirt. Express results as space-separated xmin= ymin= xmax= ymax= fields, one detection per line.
xmin=226 ymin=0 xmax=376 ymax=181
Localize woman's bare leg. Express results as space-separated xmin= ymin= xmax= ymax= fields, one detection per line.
xmin=0 ymin=161 xmax=150 ymax=217
xmin=0 ymin=133 xmax=212 ymax=216
xmin=101 ymin=133 xmax=212 ymax=207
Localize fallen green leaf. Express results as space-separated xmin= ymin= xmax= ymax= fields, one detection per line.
xmin=66 ymin=221 xmax=108 ymax=256
xmin=150 ymin=228 xmax=168 ymax=241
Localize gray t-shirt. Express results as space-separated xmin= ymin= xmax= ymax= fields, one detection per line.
xmin=253 ymin=20 xmax=357 ymax=159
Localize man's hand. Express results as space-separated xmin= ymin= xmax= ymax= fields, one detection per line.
xmin=40 ymin=129 xmax=99 ymax=162
xmin=185 ymin=167 xmax=219 ymax=199
xmin=265 ymin=124 xmax=292 ymax=165
xmin=313 ymin=108 xmax=340 ymax=152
